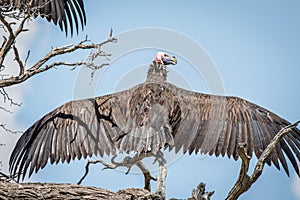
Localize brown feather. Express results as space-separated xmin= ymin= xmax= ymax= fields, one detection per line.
xmin=9 ymin=61 xmax=300 ymax=181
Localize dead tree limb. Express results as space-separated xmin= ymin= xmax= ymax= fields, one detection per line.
xmin=0 ymin=10 xmax=30 ymax=67
xmin=0 ymin=180 xmax=216 ymax=200
xmin=0 ymin=124 xmax=22 ymax=134
xmin=136 ymin=161 xmax=157 ymax=191
xmin=1 ymin=5 xmax=117 ymax=89
xmin=190 ymin=182 xmax=215 ymax=200
xmin=78 ymin=154 xmax=156 ymax=192
xmin=0 ymin=180 xmax=161 ymax=200
xmin=0 ymin=36 xmax=117 ymax=88
xmin=226 ymin=120 xmax=300 ymax=200
xmin=153 ymin=151 xmax=167 ymax=199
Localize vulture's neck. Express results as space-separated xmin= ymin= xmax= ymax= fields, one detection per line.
xmin=146 ymin=62 xmax=167 ymax=83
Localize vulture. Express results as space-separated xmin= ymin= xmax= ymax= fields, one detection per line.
xmin=0 ymin=0 xmax=86 ymax=35
xmin=9 ymin=52 xmax=300 ymax=184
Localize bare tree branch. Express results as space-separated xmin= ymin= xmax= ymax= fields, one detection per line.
xmin=0 ymin=124 xmax=22 ymax=134
xmin=226 ymin=120 xmax=300 ymax=200
xmin=0 ymin=7 xmax=117 ymax=133
xmin=0 ymin=36 xmax=117 ymax=88
xmin=0 ymin=10 xmax=30 ymax=67
xmin=136 ymin=161 xmax=157 ymax=191
xmin=0 ymin=181 xmax=160 ymax=200
xmin=191 ymin=182 xmax=215 ymax=200
xmin=0 ymin=172 xmax=10 ymax=181
xmin=1 ymin=3 xmax=117 ymax=89
xmin=0 ymin=88 xmax=21 ymax=106
xmin=0 ymin=106 xmax=12 ymax=113
xmin=78 ymin=153 xmax=156 ymax=192
xmin=12 ymin=45 xmax=24 ymax=76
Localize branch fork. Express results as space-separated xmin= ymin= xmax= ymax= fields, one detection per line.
xmin=77 ymin=153 xmax=157 ymax=192
xmin=226 ymin=121 xmax=300 ymax=200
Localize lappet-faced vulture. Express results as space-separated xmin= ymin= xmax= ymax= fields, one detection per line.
xmin=9 ymin=52 xmax=300 ymax=184
xmin=0 ymin=0 xmax=86 ymax=35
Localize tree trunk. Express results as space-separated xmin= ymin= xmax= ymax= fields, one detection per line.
xmin=0 ymin=181 xmax=161 ymax=200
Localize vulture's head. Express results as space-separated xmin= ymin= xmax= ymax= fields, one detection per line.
xmin=154 ymin=52 xmax=177 ymax=65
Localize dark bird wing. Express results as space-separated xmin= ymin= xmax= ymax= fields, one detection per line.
xmin=3 ymin=0 xmax=86 ymax=35
xmin=9 ymin=91 xmax=130 ymax=181
xmin=170 ymin=86 xmax=300 ymax=177
xmin=10 ymin=80 xmax=300 ymax=181
xmin=9 ymin=83 xmax=175 ymax=181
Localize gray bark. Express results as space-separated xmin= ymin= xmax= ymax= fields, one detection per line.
xmin=0 ymin=181 xmax=161 ymax=200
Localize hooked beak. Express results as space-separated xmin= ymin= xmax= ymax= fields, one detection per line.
xmin=162 ymin=55 xmax=177 ymax=65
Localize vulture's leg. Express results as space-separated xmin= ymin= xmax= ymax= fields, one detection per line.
xmin=154 ymin=151 xmax=167 ymax=199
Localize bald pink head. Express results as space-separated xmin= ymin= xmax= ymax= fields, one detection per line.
xmin=154 ymin=52 xmax=177 ymax=65
xmin=154 ymin=52 xmax=166 ymax=64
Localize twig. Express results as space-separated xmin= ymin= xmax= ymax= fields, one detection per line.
xmin=136 ymin=161 xmax=157 ymax=191
xmin=0 ymin=172 xmax=10 ymax=181
xmin=0 ymin=88 xmax=21 ymax=106
xmin=13 ymin=45 xmax=24 ymax=76
xmin=0 ymin=35 xmax=117 ymax=88
xmin=249 ymin=121 xmax=300 ymax=182
xmin=0 ymin=124 xmax=22 ymax=134
xmin=226 ymin=120 xmax=300 ymax=200
xmin=1 ymin=8 xmax=117 ymax=88
xmin=77 ymin=159 xmax=104 ymax=185
xmin=24 ymin=50 xmax=30 ymax=67
xmin=77 ymin=153 xmax=156 ymax=191
xmin=0 ymin=10 xmax=30 ymax=67
xmin=0 ymin=106 xmax=13 ymax=113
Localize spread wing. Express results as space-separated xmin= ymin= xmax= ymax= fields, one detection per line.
xmin=9 ymin=91 xmax=129 ymax=181
xmin=9 ymin=83 xmax=175 ymax=181
xmin=10 ymin=81 xmax=300 ymax=180
xmin=171 ymin=87 xmax=300 ymax=177
xmin=3 ymin=0 xmax=86 ymax=35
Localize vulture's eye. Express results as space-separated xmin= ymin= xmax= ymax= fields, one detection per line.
xmin=164 ymin=54 xmax=168 ymax=57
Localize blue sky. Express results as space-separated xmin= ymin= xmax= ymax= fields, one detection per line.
xmin=1 ymin=1 xmax=300 ymax=199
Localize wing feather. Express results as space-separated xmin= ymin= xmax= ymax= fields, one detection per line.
xmin=66 ymin=126 xmax=75 ymax=160
xmin=3 ymin=0 xmax=86 ymax=35
xmin=229 ymin=122 xmax=238 ymax=159
xmin=9 ymin=80 xmax=300 ymax=180
xmin=9 ymin=91 xmax=130 ymax=181
xmin=171 ymin=86 xmax=300 ymax=176
xmin=279 ymin=139 xmax=298 ymax=176
xmin=220 ymin=121 xmax=231 ymax=157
